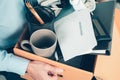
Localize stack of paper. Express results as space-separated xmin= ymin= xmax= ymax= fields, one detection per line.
xmin=54 ymin=9 xmax=97 ymax=61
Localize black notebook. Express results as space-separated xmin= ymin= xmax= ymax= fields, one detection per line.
xmin=91 ymin=1 xmax=115 ymax=55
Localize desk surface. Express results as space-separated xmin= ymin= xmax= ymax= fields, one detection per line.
xmin=94 ymin=9 xmax=120 ymax=80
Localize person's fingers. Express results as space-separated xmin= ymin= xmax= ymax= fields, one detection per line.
xmin=46 ymin=71 xmax=58 ymax=80
xmin=30 ymin=61 xmax=63 ymax=74
xmin=40 ymin=71 xmax=57 ymax=80
xmin=45 ymin=65 xmax=63 ymax=74
xmin=27 ymin=61 xmax=62 ymax=80
xmin=51 ymin=67 xmax=63 ymax=74
xmin=49 ymin=73 xmax=58 ymax=80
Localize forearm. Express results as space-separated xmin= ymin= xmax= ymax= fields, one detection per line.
xmin=0 ymin=50 xmax=30 ymax=75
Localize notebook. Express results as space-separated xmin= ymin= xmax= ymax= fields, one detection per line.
xmin=54 ymin=9 xmax=97 ymax=61
xmin=91 ymin=1 xmax=115 ymax=54
xmin=54 ymin=1 xmax=115 ymax=61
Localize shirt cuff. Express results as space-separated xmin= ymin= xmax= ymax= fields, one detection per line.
xmin=7 ymin=54 xmax=30 ymax=75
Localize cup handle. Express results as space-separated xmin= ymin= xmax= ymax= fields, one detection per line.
xmin=20 ymin=40 xmax=31 ymax=52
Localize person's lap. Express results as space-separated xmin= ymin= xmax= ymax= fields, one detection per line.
xmin=0 ymin=71 xmax=25 ymax=80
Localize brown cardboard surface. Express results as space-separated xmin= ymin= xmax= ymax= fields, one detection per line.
xmin=94 ymin=9 xmax=120 ymax=80
xmin=14 ymin=25 xmax=93 ymax=80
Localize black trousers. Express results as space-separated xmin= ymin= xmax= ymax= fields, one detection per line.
xmin=0 ymin=72 xmax=25 ymax=80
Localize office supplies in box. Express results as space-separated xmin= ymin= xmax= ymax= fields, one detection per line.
xmin=13 ymin=1 xmax=117 ymax=80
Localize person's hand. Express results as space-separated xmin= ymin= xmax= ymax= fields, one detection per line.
xmin=27 ymin=61 xmax=63 ymax=80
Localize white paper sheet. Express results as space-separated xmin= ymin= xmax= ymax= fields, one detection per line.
xmin=54 ymin=9 xmax=97 ymax=61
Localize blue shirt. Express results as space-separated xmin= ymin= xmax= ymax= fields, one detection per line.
xmin=0 ymin=0 xmax=29 ymax=75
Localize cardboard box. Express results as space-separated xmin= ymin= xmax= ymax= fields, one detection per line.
xmin=13 ymin=26 xmax=94 ymax=80
xmin=13 ymin=9 xmax=120 ymax=80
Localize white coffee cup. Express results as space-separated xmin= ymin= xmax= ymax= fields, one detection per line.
xmin=20 ymin=29 xmax=57 ymax=58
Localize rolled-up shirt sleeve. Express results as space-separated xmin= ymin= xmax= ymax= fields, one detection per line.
xmin=0 ymin=50 xmax=30 ymax=75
